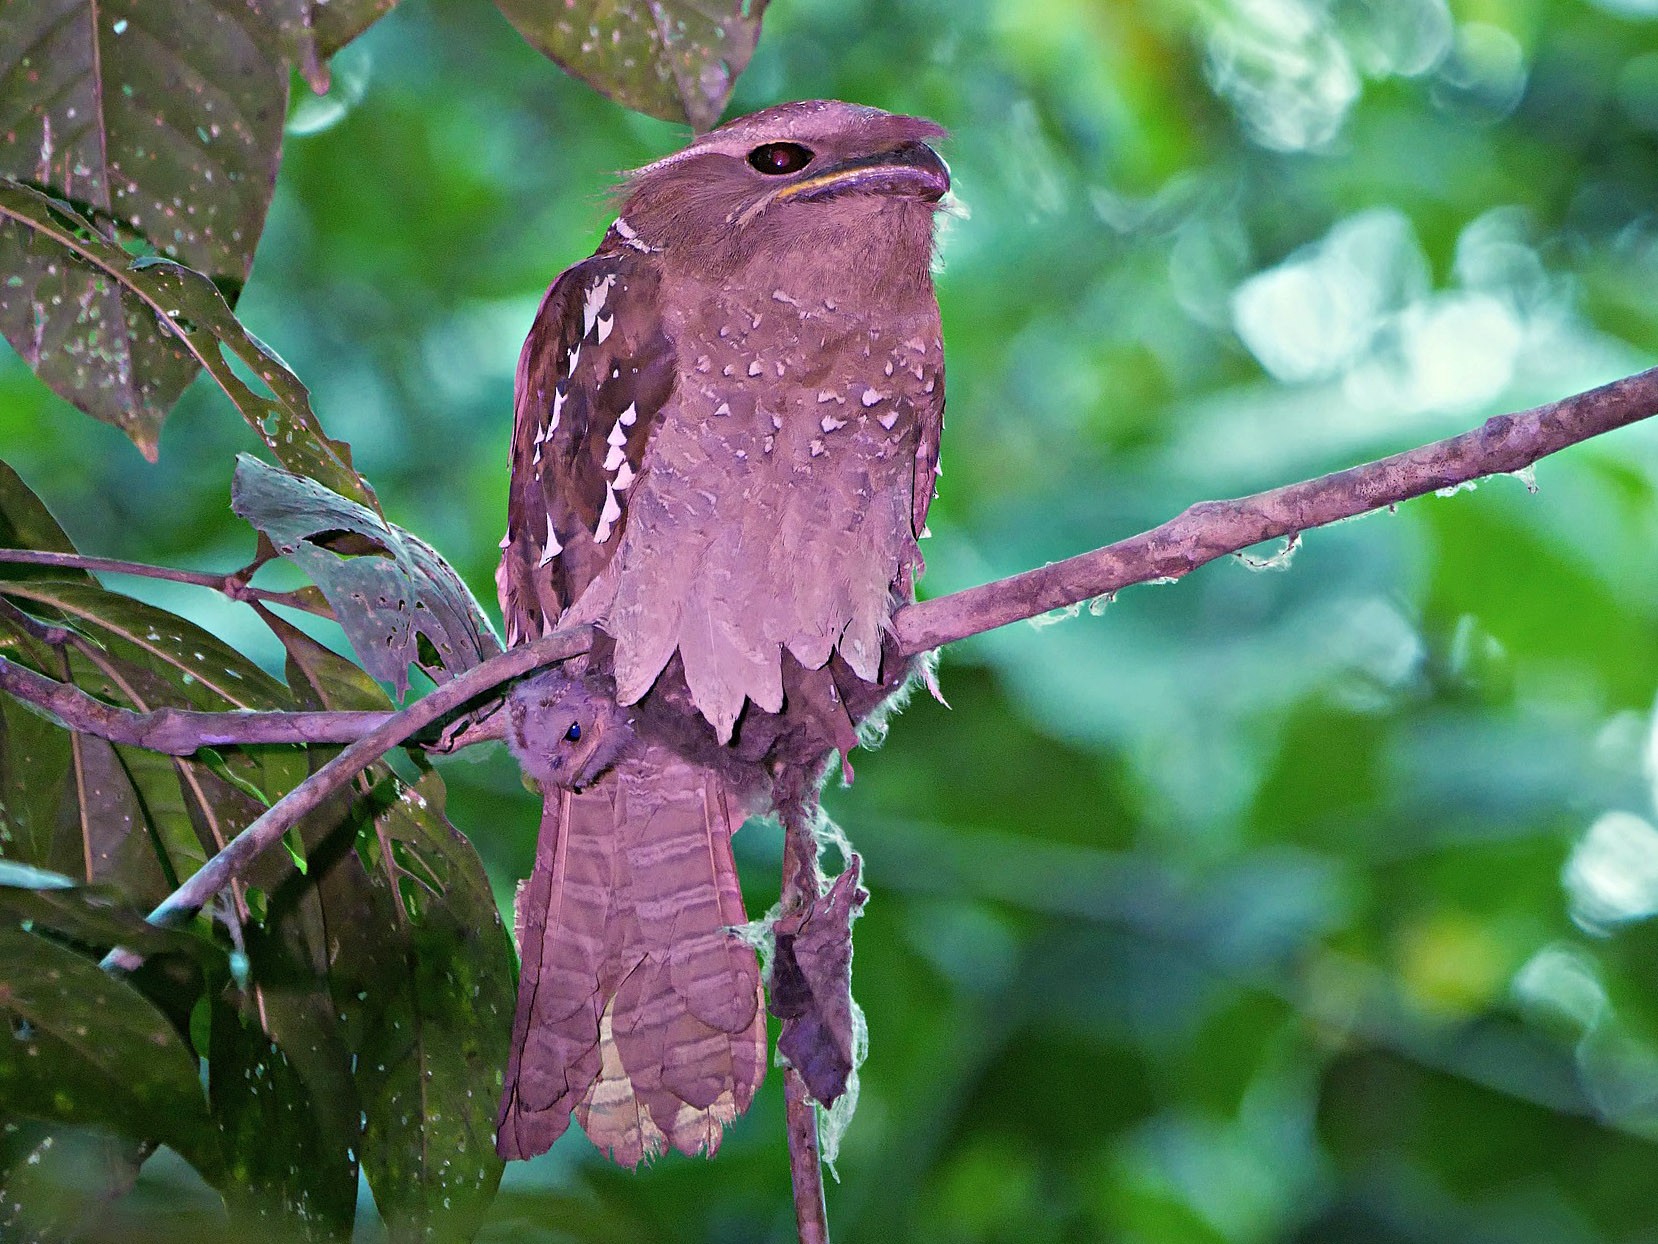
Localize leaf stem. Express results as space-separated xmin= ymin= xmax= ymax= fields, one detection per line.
xmin=0 ymin=548 xmax=323 ymax=612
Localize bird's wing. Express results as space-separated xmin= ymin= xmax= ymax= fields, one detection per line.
xmin=497 ymin=240 xmax=677 ymax=645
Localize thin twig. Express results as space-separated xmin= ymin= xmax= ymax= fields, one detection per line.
xmin=0 ymin=548 xmax=325 ymax=613
xmin=893 ymin=364 xmax=1658 ymax=654
xmin=0 ymin=655 xmax=394 ymax=752
xmin=778 ymin=783 xmax=831 ymax=1244
xmin=101 ymin=625 xmax=594 ymax=971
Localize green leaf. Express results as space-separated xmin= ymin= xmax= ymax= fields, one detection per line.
xmin=0 ymin=2 xmax=292 ymax=454
xmin=0 ymin=461 xmax=89 ymax=584
xmin=232 ymin=455 xmax=501 ymax=696
xmin=272 ymin=618 xmax=511 ymax=1242
xmin=350 ymin=773 xmax=511 ymax=1243
xmin=0 ymin=873 xmax=221 ymax=965
xmin=490 ymin=0 xmax=770 ymax=132
xmin=0 ymin=1124 xmax=151 ymax=1243
xmin=311 ymin=0 xmax=402 ymax=59
xmin=0 ymin=182 xmax=377 ymax=504
xmin=0 ymin=928 xmax=218 ymax=1177
xmin=193 ymin=757 xmax=361 ymax=1241
xmin=0 ymin=577 xmax=292 ymax=712
xmin=265 ymin=607 xmax=392 ymax=714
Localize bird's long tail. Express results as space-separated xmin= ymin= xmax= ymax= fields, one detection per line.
xmin=496 ymin=745 xmax=766 ymax=1165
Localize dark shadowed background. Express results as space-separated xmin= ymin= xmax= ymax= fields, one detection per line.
xmin=8 ymin=0 xmax=1658 ymax=1239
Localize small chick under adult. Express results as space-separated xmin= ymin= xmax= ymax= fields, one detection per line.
xmin=506 ymin=669 xmax=634 ymax=791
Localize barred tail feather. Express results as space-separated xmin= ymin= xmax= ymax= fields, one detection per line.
xmin=496 ymin=785 xmax=617 ymax=1160
xmin=577 ymin=747 xmax=766 ymax=1164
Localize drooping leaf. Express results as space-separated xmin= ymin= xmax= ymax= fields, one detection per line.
xmin=311 ymin=0 xmax=402 ymax=59
xmin=348 ymin=772 xmax=511 ymax=1243
xmin=270 ymin=612 xmax=511 ymax=1242
xmin=0 ymin=1123 xmax=151 ymax=1243
xmin=203 ymin=759 xmax=362 ymax=1243
xmin=0 ymin=2 xmax=291 ymax=453
xmin=232 ymin=455 xmax=501 ymax=696
xmin=490 ymin=0 xmax=769 ymax=132
xmin=0 ymin=183 xmax=377 ymax=504
xmin=0 ymin=928 xmax=218 ymax=1177
xmin=770 ymin=854 xmax=868 ymax=1107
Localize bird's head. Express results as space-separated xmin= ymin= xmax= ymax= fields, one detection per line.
xmin=614 ymin=100 xmax=949 ymax=293
xmin=506 ymin=670 xmax=634 ymax=791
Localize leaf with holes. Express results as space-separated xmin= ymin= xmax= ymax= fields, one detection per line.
xmin=0 ymin=183 xmax=377 ymax=507
xmin=233 ymin=454 xmax=501 ymax=696
xmin=490 ymin=0 xmax=770 ymax=132
xmin=0 ymin=1 xmax=292 ymax=453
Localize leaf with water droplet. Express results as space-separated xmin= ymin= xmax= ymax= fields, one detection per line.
xmin=0 ymin=1 xmax=291 ymax=452
xmin=0 ymin=182 xmax=377 ymax=506
xmin=491 ymin=0 xmax=770 ymax=131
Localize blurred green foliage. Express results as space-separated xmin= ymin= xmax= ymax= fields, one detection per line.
xmin=7 ymin=0 xmax=1658 ymax=1239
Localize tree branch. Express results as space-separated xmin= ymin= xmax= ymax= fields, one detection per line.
xmin=101 ymin=624 xmax=594 ymax=971
xmin=0 ymin=655 xmax=394 ymax=752
xmin=0 ymin=548 xmax=326 ymax=613
xmin=893 ymin=364 xmax=1658 ymax=655
xmin=777 ymin=781 xmax=832 ymax=1244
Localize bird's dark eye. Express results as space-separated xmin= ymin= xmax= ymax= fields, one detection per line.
xmin=564 ymin=722 xmax=582 ymax=742
xmin=747 ymin=142 xmax=813 ymax=175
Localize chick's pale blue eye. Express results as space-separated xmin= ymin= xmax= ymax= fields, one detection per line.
xmin=565 ymin=723 xmax=581 ymax=742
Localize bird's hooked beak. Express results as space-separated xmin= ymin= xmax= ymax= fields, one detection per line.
xmin=775 ymin=141 xmax=950 ymax=205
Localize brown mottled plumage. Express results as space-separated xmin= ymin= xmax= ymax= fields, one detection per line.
xmin=496 ymin=100 xmax=948 ymax=1165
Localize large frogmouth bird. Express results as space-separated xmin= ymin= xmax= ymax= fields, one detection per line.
xmin=495 ymin=100 xmax=948 ymax=1165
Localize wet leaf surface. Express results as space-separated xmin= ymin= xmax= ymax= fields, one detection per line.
xmin=490 ymin=0 xmax=769 ymax=132
xmin=0 ymin=184 xmax=376 ymax=502
xmin=0 ymin=929 xmax=219 ymax=1177
xmin=274 ymin=614 xmax=512 ymax=1243
xmin=0 ymin=1 xmax=291 ymax=452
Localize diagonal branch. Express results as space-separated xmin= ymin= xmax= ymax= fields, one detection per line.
xmin=101 ymin=624 xmax=595 ymax=971
xmin=893 ymin=364 xmax=1658 ymax=655
xmin=50 ymin=362 xmax=1658 ymax=974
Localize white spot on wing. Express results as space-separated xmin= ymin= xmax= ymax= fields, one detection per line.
xmin=603 ymin=443 xmax=627 ymax=470
xmin=821 ymin=414 xmax=847 ymax=432
xmin=861 ymin=388 xmax=883 ymax=407
xmin=878 ymin=409 xmax=899 ymax=430
xmin=581 ymin=276 xmax=612 ymax=336
xmin=607 ymin=419 xmax=629 ymax=448
xmin=613 ymin=461 xmax=636 ymax=490
xmin=618 ymin=402 xmax=638 ymax=426
xmin=714 ymin=402 xmax=731 ymax=417
xmin=594 ymin=488 xmax=623 ymax=544
xmin=596 ymin=312 xmax=614 ymax=344
xmin=537 ymin=514 xmax=562 ymax=566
